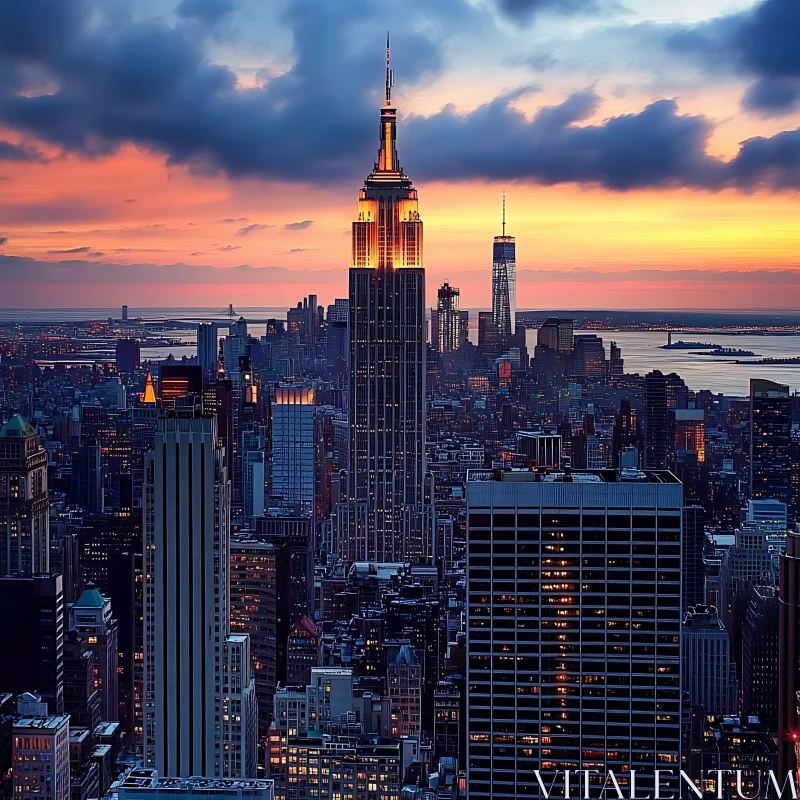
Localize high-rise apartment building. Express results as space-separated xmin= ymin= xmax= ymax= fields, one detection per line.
xmin=751 ymin=378 xmax=791 ymax=505
xmin=0 ymin=414 xmax=49 ymax=576
xmin=435 ymin=282 xmax=461 ymax=354
xmin=492 ymin=195 xmax=516 ymax=342
xmin=347 ymin=41 xmax=429 ymax=563
xmin=270 ymin=385 xmax=316 ymax=517
xmin=466 ymin=467 xmax=682 ymax=799
xmin=144 ymin=413 xmax=257 ymax=777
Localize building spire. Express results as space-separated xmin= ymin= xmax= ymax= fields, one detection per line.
xmin=385 ymin=31 xmax=393 ymax=106
xmin=502 ymin=191 xmax=506 ymax=236
xmin=376 ymin=33 xmax=399 ymax=173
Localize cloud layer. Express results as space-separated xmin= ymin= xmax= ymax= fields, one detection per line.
xmin=0 ymin=0 xmax=799 ymax=192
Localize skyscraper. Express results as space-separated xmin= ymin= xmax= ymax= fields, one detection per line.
xmin=644 ymin=370 xmax=670 ymax=469
xmin=491 ymin=193 xmax=516 ymax=341
xmin=435 ymin=282 xmax=461 ymax=354
xmin=466 ymin=467 xmax=682 ymax=799
xmin=196 ymin=323 xmax=219 ymax=381
xmin=750 ymin=378 xmax=791 ymax=505
xmin=144 ymin=412 xmax=257 ymax=778
xmin=682 ymin=604 xmax=738 ymax=715
xmin=0 ymin=414 xmax=49 ymax=576
xmin=348 ymin=38 xmax=429 ymax=563
xmin=230 ymin=535 xmax=277 ymax=746
xmin=270 ymin=385 xmax=316 ymax=517
xmin=0 ymin=574 xmax=64 ymax=713
xmin=69 ymin=582 xmax=119 ymax=722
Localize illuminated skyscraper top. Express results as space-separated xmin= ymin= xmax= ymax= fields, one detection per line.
xmin=352 ymin=34 xmax=423 ymax=271
xmin=492 ymin=192 xmax=516 ymax=340
xmin=348 ymin=38 xmax=430 ymax=563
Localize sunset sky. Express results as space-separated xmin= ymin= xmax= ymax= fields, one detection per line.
xmin=2 ymin=0 xmax=800 ymax=310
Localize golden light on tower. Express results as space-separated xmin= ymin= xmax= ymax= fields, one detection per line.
xmin=351 ymin=33 xmax=423 ymax=271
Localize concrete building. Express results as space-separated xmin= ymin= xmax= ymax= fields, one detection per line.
xmin=69 ymin=581 xmax=119 ymax=721
xmin=387 ymin=644 xmax=422 ymax=740
xmin=0 ymin=414 xmax=49 ymax=576
xmin=466 ymin=467 xmax=683 ymax=799
xmin=12 ymin=708 xmax=70 ymax=800
xmin=682 ymin=604 xmax=739 ymax=715
xmin=144 ymin=413 xmax=257 ymax=777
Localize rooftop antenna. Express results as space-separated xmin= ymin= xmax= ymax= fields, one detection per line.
xmin=385 ymin=31 xmax=394 ymax=105
xmin=502 ymin=191 xmax=506 ymax=236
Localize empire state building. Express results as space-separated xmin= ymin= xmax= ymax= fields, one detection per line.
xmin=347 ymin=37 xmax=430 ymax=563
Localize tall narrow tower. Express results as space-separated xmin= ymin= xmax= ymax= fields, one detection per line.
xmin=348 ymin=36 xmax=429 ymax=563
xmin=491 ymin=193 xmax=516 ymax=342
xmin=0 ymin=414 xmax=49 ymax=577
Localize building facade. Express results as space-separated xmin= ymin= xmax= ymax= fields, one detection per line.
xmin=466 ymin=467 xmax=683 ymax=799
xmin=347 ymin=43 xmax=429 ymax=564
xmin=750 ymin=378 xmax=791 ymax=506
xmin=144 ymin=413 xmax=257 ymax=778
xmin=0 ymin=414 xmax=49 ymax=576
xmin=270 ymin=386 xmax=316 ymax=517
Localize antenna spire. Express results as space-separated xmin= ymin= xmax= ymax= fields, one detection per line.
xmin=502 ymin=191 xmax=506 ymax=236
xmin=385 ymin=32 xmax=393 ymax=105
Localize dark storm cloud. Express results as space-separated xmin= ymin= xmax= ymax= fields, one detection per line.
xmin=285 ymin=220 xmax=313 ymax=231
xmin=1 ymin=0 xmax=800 ymax=191
xmin=0 ymin=237 xmax=7 ymax=245
xmin=0 ymin=140 xmax=46 ymax=162
xmin=666 ymin=0 xmax=800 ymax=115
xmin=0 ymin=0 xmax=445 ymax=181
xmin=405 ymin=92 xmax=725 ymax=190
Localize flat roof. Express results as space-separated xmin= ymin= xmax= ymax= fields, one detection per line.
xmin=14 ymin=715 xmax=69 ymax=730
xmin=467 ymin=467 xmax=680 ymax=485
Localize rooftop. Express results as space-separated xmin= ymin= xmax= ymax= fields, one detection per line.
xmin=467 ymin=467 xmax=680 ymax=484
xmin=0 ymin=413 xmax=36 ymax=438
xmin=14 ymin=714 xmax=69 ymax=731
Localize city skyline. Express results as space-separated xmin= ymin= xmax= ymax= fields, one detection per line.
xmin=2 ymin=5 xmax=800 ymax=800
xmin=3 ymin=0 xmax=800 ymax=309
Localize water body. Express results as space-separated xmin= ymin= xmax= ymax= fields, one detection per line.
xmin=526 ymin=329 xmax=800 ymax=396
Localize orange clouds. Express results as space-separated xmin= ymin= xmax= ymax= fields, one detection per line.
xmin=2 ymin=144 xmax=800 ymax=309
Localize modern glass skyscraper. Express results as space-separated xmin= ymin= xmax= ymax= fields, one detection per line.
xmin=492 ymin=194 xmax=516 ymax=341
xmin=750 ymin=378 xmax=791 ymax=505
xmin=271 ymin=385 xmax=316 ymax=518
xmin=466 ymin=467 xmax=683 ymax=799
xmin=347 ymin=38 xmax=429 ymax=563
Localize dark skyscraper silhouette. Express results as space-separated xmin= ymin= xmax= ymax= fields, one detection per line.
xmin=750 ymin=378 xmax=791 ymax=505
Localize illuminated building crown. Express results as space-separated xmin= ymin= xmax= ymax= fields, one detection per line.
xmin=351 ymin=33 xmax=423 ymax=271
